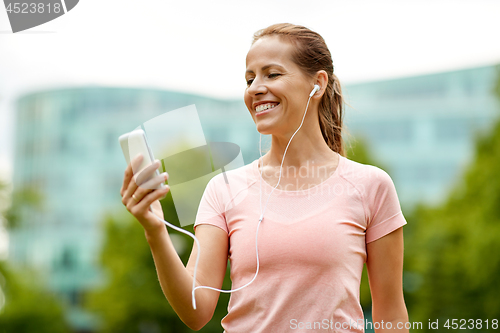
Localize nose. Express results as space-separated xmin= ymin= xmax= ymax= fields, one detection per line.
xmin=246 ymin=77 xmax=268 ymax=96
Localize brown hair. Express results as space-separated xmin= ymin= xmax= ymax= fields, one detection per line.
xmin=252 ymin=23 xmax=346 ymax=156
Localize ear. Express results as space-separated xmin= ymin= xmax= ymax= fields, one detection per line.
xmin=313 ymin=70 xmax=329 ymax=99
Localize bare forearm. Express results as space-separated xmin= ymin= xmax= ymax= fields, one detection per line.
xmin=372 ymin=304 xmax=409 ymax=333
xmin=145 ymin=227 xmax=211 ymax=330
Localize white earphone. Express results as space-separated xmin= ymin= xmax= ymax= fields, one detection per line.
xmin=309 ymin=84 xmax=320 ymax=97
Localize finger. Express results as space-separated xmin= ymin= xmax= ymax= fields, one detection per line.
xmin=124 ymin=178 xmax=144 ymax=206
xmin=121 ymin=154 xmax=143 ymax=196
xmin=125 ymin=191 xmax=139 ymax=210
xmin=159 ymin=189 xmax=168 ymax=200
xmin=125 ymin=185 xmax=153 ymax=211
xmin=130 ymin=153 xmax=145 ymax=177
xmin=124 ymin=153 xmax=147 ymax=199
xmin=123 ymin=174 xmax=143 ymax=207
xmin=131 ymin=185 xmax=170 ymax=216
xmin=140 ymin=172 xmax=168 ymax=191
xmin=135 ymin=159 xmax=161 ymax=187
xmin=129 ymin=171 xmax=166 ymax=204
xmin=159 ymin=185 xmax=170 ymax=200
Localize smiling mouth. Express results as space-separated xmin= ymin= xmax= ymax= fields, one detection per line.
xmin=255 ymin=103 xmax=280 ymax=113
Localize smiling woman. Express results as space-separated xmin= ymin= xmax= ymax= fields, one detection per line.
xmin=120 ymin=23 xmax=409 ymax=333
xmin=244 ymin=24 xmax=344 ymax=160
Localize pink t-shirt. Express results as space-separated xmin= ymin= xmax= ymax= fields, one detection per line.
xmin=194 ymin=153 xmax=407 ymax=333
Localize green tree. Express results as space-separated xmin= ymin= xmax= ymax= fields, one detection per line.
xmin=0 ymin=183 xmax=72 ymax=333
xmin=3 ymin=185 xmax=44 ymax=229
xmin=345 ymin=133 xmax=389 ymax=172
xmin=403 ymin=67 xmax=500 ymax=328
xmin=0 ymin=261 xmax=72 ymax=333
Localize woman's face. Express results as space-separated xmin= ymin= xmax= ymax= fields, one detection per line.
xmin=244 ymin=35 xmax=314 ymax=135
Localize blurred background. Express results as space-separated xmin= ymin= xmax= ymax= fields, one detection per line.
xmin=1 ymin=0 xmax=500 ymax=332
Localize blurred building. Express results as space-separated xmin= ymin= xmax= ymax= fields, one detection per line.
xmin=343 ymin=64 xmax=500 ymax=210
xmin=8 ymin=64 xmax=499 ymax=330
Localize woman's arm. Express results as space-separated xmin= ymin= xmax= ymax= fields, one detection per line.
xmin=366 ymin=227 xmax=409 ymax=333
xmin=121 ymin=155 xmax=228 ymax=330
xmin=145 ymin=224 xmax=228 ymax=331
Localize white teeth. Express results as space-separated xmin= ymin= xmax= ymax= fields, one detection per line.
xmin=256 ymin=103 xmax=279 ymax=112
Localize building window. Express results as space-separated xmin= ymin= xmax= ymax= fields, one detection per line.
xmin=67 ymin=289 xmax=81 ymax=306
xmin=61 ymin=246 xmax=77 ymax=270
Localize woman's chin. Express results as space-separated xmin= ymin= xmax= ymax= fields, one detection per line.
xmin=256 ymin=123 xmax=275 ymax=135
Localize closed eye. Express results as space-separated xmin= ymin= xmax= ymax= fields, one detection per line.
xmin=246 ymin=73 xmax=281 ymax=86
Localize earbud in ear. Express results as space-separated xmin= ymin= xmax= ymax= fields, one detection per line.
xmin=309 ymin=84 xmax=320 ymax=97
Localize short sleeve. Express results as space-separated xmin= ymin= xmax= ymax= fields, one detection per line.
xmin=194 ymin=175 xmax=228 ymax=234
xmin=365 ymin=167 xmax=407 ymax=243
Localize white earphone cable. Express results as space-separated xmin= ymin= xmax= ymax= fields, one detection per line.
xmin=148 ymin=90 xmax=315 ymax=310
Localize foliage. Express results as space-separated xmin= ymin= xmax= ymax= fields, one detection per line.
xmin=3 ymin=185 xmax=44 ymax=229
xmin=0 ymin=180 xmax=71 ymax=333
xmin=345 ymin=134 xmax=389 ymax=173
xmin=493 ymin=64 xmax=500 ymax=99
xmin=0 ymin=260 xmax=72 ymax=333
xmin=84 ymin=190 xmax=231 ymax=333
xmin=0 ymin=179 xmax=10 ymax=217
xmin=403 ymin=69 xmax=500 ymax=328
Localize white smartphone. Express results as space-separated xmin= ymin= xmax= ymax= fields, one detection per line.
xmin=118 ymin=129 xmax=166 ymax=190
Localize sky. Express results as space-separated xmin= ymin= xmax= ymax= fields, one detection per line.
xmin=1 ymin=0 xmax=500 ymax=181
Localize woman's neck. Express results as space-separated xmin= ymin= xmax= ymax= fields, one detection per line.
xmin=261 ymin=129 xmax=337 ymax=169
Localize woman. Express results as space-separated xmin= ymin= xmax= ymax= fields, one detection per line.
xmin=121 ymin=23 xmax=409 ymax=332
